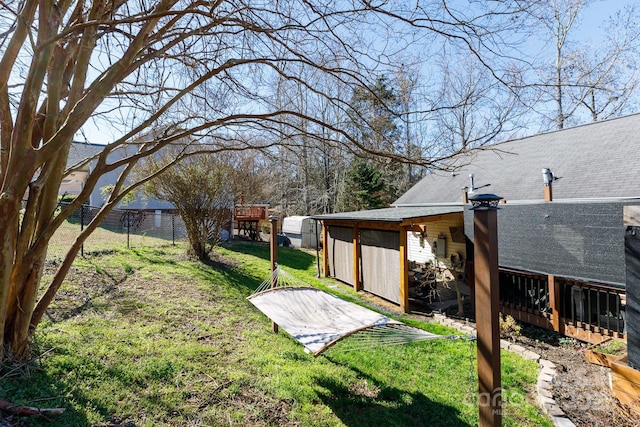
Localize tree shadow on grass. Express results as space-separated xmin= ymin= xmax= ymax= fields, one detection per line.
xmin=221 ymin=240 xmax=317 ymax=272
xmin=314 ymin=362 xmax=472 ymax=427
xmin=0 ymin=361 xmax=91 ymax=426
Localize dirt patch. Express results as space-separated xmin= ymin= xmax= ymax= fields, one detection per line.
xmin=433 ymin=296 xmax=639 ymax=427
xmin=512 ymin=328 xmax=638 ymax=427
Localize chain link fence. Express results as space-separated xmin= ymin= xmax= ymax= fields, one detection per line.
xmin=47 ymin=203 xmax=187 ymax=261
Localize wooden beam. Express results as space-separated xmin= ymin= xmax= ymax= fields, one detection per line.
xmin=399 ymin=212 xmax=463 ymax=226
xmin=473 ymin=208 xmax=501 ymax=427
xmin=353 ymin=224 xmax=361 ymax=291
xmin=399 ymin=225 xmax=409 ymax=312
xmin=407 ymin=224 xmax=423 ymax=233
xmin=269 ymin=216 xmax=279 ymax=333
xmin=321 ymin=219 xmax=401 ymax=231
xmin=562 ymin=323 xmax=626 ymax=345
xmin=320 ymin=212 xmax=463 ymax=231
xmin=548 ymin=275 xmax=563 ymax=334
xmin=500 ymin=305 xmax=553 ymax=330
xmin=321 ymin=222 xmax=329 ymax=277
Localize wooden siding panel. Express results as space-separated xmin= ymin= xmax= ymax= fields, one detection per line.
xmin=407 ymin=231 xmax=432 ymax=264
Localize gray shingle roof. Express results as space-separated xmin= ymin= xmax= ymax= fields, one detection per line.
xmin=394 ymin=113 xmax=640 ymax=205
xmin=67 ymin=142 xmax=104 ymax=169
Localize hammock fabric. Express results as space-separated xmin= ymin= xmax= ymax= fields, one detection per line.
xmin=248 ymin=268 xmax=452 ymax=356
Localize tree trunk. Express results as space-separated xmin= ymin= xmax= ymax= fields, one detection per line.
xmin=0 ymin=196 xmax=21 ymax=363
xmin=6 ymin=261 xmax=43 ymax=359
xmin=556 ymin=45 xmax=564 ymax=130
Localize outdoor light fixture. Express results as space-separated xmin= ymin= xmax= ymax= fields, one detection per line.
xmin=542 ymin=168 xmax=554 ymax=186
xmin=468 ymin=193 xmax=503 ymax=210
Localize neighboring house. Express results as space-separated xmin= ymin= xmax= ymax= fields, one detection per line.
xmin=315 ymin=113 xmax=640 ymax=349
xmin=64 ymin=142 xmax=246 ymax=239
xmin=60 ymin=142 xmax=102 ymax=201
xmin=61 ymin=142 xmax=183 ymax=239
xmin=63 ymin=141 xmax=175 ymax=210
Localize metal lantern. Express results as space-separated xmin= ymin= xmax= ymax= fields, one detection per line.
xmin=468 ymin=193 xmax=503 ymax=210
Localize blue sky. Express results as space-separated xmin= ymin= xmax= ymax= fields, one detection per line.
xmin=75 ymin=1 xmax=639 ymax=146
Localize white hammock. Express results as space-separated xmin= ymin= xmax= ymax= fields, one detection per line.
xmin=248 ymin=267 xmax=456 ymax=356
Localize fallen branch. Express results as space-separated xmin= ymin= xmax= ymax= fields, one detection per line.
xmin=0 ymin=399 xmax=65 ymax=417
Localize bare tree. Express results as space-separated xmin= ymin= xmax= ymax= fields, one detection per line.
xmin=431 ymin=51 xmax=526 ymax=157
xmin=0 ymin=0 xmax=538 ymax=361
xmin=525 ymin=0 xmax=640 ymax=129
xmin=266 ymin=54 xmax=353 ymax=216
xmin=569 ymin=5 xmax=640 ymax=122
xmin=137 ymin=151 xmax=234 ymax=261
xmin=395 ymin=65 xmax=421 ymax=189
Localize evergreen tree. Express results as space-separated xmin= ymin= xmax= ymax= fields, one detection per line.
xmin=344 ymin=159 xmax=388 ymax=211
xmin=346 ymin=76 xmax=405 ymax=206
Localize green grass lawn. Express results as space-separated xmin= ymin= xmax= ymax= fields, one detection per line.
xmin=46 ymin=217 xmax=178 ymax=260
xmin=1 ymin=241 xmax=552 ymax=426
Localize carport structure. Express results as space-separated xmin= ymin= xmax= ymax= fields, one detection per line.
xmin=314 ymin=205 xmax=463 ymax=312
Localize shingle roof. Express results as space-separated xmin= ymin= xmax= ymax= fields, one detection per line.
xmin=67 ymin=142 xmax=104 ymax=169
xmin=394 ymin=113 xmax=640 ymax=205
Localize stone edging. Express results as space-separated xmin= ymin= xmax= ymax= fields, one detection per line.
xmin=431 ymin=313 xmax=577 ymax=427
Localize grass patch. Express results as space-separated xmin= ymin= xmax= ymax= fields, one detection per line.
xmin=1 ymin=241 xmax=551 ymax=426
xmin=592 ymin=339 xmax=627 ymax=356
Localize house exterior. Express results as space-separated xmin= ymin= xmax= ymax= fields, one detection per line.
xmin=315 ymin=113 xmax=640 ymax=350
xmin=60 ymin=142 xmax=102 ymax=201
xmin=63 ymin=142 xmax=175 ymax=211
xmin=61 ymin=142 xmax=185 ymax=239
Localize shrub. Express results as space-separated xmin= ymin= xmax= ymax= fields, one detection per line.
xmin=499 ymin=314 xmax=521 ymax=339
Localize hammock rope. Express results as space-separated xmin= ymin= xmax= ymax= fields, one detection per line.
xmin=248 ymin=266 xmax=463 ymax=356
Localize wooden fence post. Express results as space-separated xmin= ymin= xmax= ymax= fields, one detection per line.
xmin=270 ymin=215 xmax=279 ymax=333
xmin=470 ymin=194 xmax=502 ymax=427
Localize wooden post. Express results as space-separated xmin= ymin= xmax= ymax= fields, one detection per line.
xmin=624 ymin=207 xmax=640 ymax=371
xmin=399 ymin=225 xmax=409 ymax=312
xmin=470 ymin=195 xmax=502 ymax=427
xmin=269 ymin=215 xmax=279 ymax=333
xmin=353 ymin=224 xmax=361 ymax=291
xmin=322 ymin=221 xmax=329 ymax=277
xmin=467 ymin=261 xmax=476 ymax=317
xmin=548 ymin=274 xmax=562 ymax=333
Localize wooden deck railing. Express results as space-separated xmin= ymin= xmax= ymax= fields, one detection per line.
xmin=499 ymin=269 xmax=553 ymax=330
xmin=496 ymin=268 xmax=626 ymax=344
xmin=557 ymin=278 xmax=626 ymax=340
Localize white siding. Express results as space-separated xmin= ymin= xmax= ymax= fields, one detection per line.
xmin=407 ymin=231 xmax=435 ymax=265
xmin=407 ymin=216 xmax=466 ymax=269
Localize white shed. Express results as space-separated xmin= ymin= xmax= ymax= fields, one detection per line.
xmin=282 ymin=216 xmax=318 ymax=249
